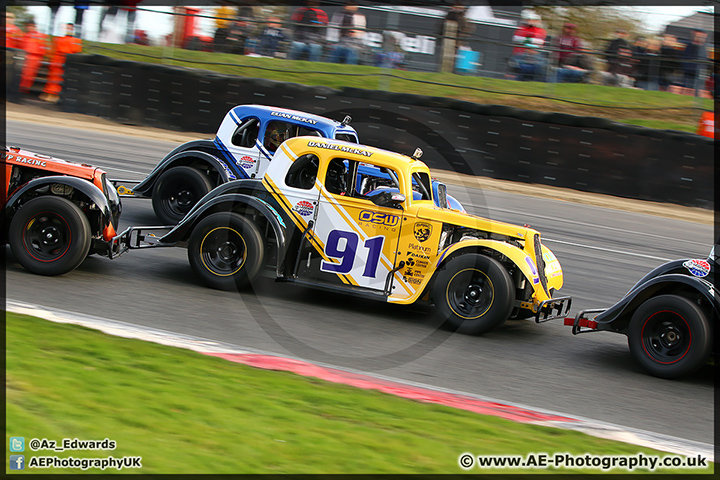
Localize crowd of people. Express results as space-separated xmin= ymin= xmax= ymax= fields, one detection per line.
xmin=5 ymin=11 xmax=83 ymax=103
xmin=5 ymin=4 xmax=714 ymax=100
xmin=506 ymin=10 xmax=714 ymax=97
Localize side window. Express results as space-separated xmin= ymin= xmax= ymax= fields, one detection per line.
xmin=285 ymin=153 xmax=319 ymax=190
xmin=231 ymin=118 xmax=260 ymax=148
xmin=325 ymin=158 xmax=350 ymax=195
xmin=297 ymin=126 xmax=322 ymax=137
xmin=334 ymin=133 xmax=358 ymax=143
xmin=411 ymin=171 xmax=432 ymax=201
xmin=264 ymin=121 xmax=292 ymax=152
xmin=356 ymin=165 xmax=401 ymax=198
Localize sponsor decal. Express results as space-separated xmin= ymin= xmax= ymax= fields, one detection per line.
xmin=683 ymin=259 xmax=711 ymax=277
xmin=292 ymin=200 xmax=315 ymax=217
xmin=525 ymin=256 xmax=540 ymax=284
xmin=237 ymin=155 xmax=255 ymax=169
xmin=405 ymin=256 xmax=428 ymax=270
xmin=413 ymin=222 xmax=433 ymax=243
xmin=403 ymin=275 xmax=422 ymax=285
xmin=408 ymin=243 xmax=432 ymax=256
xmin=358 ymin=210 xmax=399 ymax=227
xmin=271 ymin=111 xmax=318 ymax=124
xmin=307 ymin=140 xmax=373 ymax=157
xmin=7 ymin=154 xmax=47 ymax=167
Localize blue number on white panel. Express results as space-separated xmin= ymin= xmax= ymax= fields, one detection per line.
xmin=321 ymin=230 xmax=386 ymax=278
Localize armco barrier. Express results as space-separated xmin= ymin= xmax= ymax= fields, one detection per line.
xmin=60 ymin=54 xmax=713 ymax=209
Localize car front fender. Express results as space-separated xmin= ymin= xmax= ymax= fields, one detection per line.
xmin=592 ymin=273 xmax=719 ymax=334
xmin=5 ymin=175 xmax=111 ymax=221
xmin=434 ymin=238 xmax=555 ymax=299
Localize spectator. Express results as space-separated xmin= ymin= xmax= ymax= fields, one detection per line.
xmin=40 ymin=22 xmax=82 ymax=104
xmin=508 ymin=40 xmax=548 ymax=82
xmin=122 ymin=1 xmax=141 ymax=44
xmin=633 ymin=35 xmax=661 ymax=90
xmin=375 ymin=31 xmax=405 ymax=69
xmin=604 ymin=28 xmax=631 ymax=76
xmin=678 ymin=28 xmax=708 ymax=96
xmin=554 ymin=23 xmax=582 ymax=68
xmin=74 ymin=1 xmax=90 ymax=40
xmin=19 ymin=20 xmax=48 ymax=95
xmin=257 ymin=17 xmax=287 ymax=58
xmin=4 ymin=11 xmax=23 ymax=49
xmin=600 ymin=45 xmax=636 ymax=87
xmin=658 ymin=33 xmax=682 ymax=91
xmin=288 ymin=0 xmax=328 ymax=62
xmin=98 ymin=1 xmax=119 ymax=36
xmin=213 ymin=3 xmax=236 ymax=53
xmin=48 ymin=0 xmax=61 ymax=36
xmin=507 ymin=10 xmax=546 ymax=79
xmin=554 ymin=40 xmax=594 ymax=83
xmin=225 ymin=14 xmax=253 ymax=55
xmin=328 ymin=1 xmax=366 ymax=65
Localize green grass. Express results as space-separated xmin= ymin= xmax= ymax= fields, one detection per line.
xmin=84 ymin=42 xmax=712 ymax=133
xmin=6 ymin=313 xmax=713 ymax=474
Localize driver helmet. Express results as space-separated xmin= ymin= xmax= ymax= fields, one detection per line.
xmin=265 ymin=123 xmax=290 ymax=151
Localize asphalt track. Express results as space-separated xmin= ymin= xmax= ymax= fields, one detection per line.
xmin=4 ymin=112 xmax=715 ymax=447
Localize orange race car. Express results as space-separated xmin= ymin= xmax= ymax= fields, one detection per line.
xmin=2 ymin=146 xmax=124 ymax=275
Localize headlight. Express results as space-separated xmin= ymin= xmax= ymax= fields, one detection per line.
xmin=51 ymin=183 xmax=73 ymax=195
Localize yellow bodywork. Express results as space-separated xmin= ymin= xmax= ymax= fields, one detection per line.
xmin=267 ymin=137 xmax=566 ymax=311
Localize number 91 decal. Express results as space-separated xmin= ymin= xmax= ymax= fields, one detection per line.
xmin=320 ymin=230 xmax=385 ymax=278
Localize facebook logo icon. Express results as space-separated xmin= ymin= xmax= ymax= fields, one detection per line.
xmin=10 ymin=455 xmax=25 ymax=470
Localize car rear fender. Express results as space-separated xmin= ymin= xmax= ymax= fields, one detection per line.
xmin=160 ymin=193 xmax=286 ymax=270
xmin=593 ymin=273 xmax=719 ymax=334
xmin=132 ymin=142 xmax=232 ymax=195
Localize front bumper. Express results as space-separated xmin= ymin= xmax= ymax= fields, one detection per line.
xmin=534 ymin=295 xmax=573 ymax=323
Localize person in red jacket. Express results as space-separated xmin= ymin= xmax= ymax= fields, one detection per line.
xmin=40 ymin=23 xmax=83 ymax=103
xmin=507 ymin=10 xmax=546 ymax=79
xmin=19 ymin=20 xmax=48 ymax=95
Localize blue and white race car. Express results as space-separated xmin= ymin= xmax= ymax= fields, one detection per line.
xmin=114 ymin=104 xmax=464 ymax=223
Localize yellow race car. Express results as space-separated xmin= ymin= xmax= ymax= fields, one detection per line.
xmin=115 ymin=137 xmax=570 ymax=335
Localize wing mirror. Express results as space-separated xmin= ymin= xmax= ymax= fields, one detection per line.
xmin=369 ymin=191 xmax=405 ymax=209
xmin=435 ymin=182 xmax=449 ymax=209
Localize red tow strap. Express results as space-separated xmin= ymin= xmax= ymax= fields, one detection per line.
xmin=563 ymin=317 xmax=598 ymax=329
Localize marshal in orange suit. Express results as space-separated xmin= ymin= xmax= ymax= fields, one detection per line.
xmin=19 ymin=20 xmax=48 ymax=94
xmin=41 ymin=23 xmax=83 ymax=103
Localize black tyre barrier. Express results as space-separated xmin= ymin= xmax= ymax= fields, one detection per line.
xmin=58 ymin=54 xmax=713 ymax=209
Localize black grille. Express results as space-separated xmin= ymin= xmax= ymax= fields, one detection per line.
xmin=533 ymin=234 xmax=550 ymax=297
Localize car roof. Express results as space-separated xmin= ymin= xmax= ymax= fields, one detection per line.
xmin=230 ymin=104 xmax=357 ymax=133
xmin=283 ymin=136 xmax=427 ymax=171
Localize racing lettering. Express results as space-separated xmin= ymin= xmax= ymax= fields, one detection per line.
xmin=307 ymin=141 xmax=373 ymax=157
xmin=358 ymin=210 xmax=399 ymax=227
xmin=8 ymin=155 xmax=47 ymax=167
xmin=270 ymin=111 xmax=318 ymax=124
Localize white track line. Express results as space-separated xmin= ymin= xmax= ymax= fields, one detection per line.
xmin=5 ymin=299 xmax=714 ymax=462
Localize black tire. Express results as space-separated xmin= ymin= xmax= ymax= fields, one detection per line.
xmin=628 ymin=295 xmax=712 ymax=379
xmin=8 ymin=196 xmax=91 ymax=276
xmin=433 ymin=254 xmax=515 ymax=335
xmin=152 ymin=166 xmax=213 ymax=224
xmin=187 ymin=212 xmax=265 ymax=291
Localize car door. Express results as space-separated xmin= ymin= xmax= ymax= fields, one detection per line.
xmin=221 ymin=115 xmax=263 ymax=178
xmin=299 ymin=156 xmax=405 ymax=293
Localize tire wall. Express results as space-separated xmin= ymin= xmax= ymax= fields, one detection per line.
xmin=62 ymin=54 xmax=714 ymax=209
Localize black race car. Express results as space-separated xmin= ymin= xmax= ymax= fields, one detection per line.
xmin=566 ymin=242 xmax=717 ymax=379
